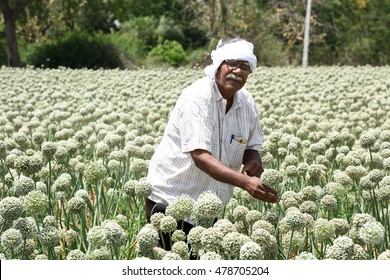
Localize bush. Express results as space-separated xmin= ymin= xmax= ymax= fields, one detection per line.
xmin=27 ymin=30 xmax=123 ymax=69
xmin=108 ymin=32 xmax=147 ymax=68
xmin=120 ymin=17 xmax=158 ymax=49
xmin=253 ymin=34 xmax=291 ymax=66
xmin=156 ymin=16 xmax=185 ymax=45
xmin=187 ymin=48 xmax=210 ymax=68
xmin=147 ymin=40 xmax=188 ymax=67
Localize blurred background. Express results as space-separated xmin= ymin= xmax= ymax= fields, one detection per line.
xmin=1 ymin=0 xmax=389 ymax=69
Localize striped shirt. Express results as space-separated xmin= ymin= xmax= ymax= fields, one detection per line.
xmin=147 ymin=77 xmax=264 ymax=205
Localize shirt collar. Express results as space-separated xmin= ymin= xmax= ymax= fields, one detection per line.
xmin=211 ymin=80 xmax=242 ymax=110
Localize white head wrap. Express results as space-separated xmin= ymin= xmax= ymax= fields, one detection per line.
xmin=204 ymin=39 xmax=257 ymax=79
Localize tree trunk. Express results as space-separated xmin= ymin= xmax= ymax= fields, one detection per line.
xmin=219 ymin=0 xmax=227 ymax=38
xmin=3 ymin=16 xmax=21 ymax=66
xmin=0 ymin=0 xmax=30 ymax=67
xmin=209 ymin=0 xmax=217 ymax=38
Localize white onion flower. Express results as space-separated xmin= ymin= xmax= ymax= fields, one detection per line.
xmin=330 ymin=218 xmax=350 ymax=236
xmin=159 ymin=215 xmax=177 ymax=233
xmin=283 ymin=210 xmax=306 ymax=231
xmin=260 ymin=169 xmax=282 ymax=186
xmin=378 ymin=249 xmax=390 ymax=260
xmin=90 ymin=247 xmax=111 ymax=260
xmin=162 ymin=252 xmax=182 ymax=260
xmin=245 ymin=210 xmax=263 ymax=226
xmin=239 ymin=241 xmax=263 ymax=260
xmin=314 ymin=218 xmax=335 ymax=242
xmin=136 ymin=225 xmax=159 ymax=256
xmin=95 ymin=142 xmax=110 ymax=157
xmin=359 ymin=221 xmax=385 ymax=245
xmin=187 ymin=226 xmax=205 ymax=255
xmin=67 ymin=196 xmax=86 ymax=213
xmin=352 ymin=244 xmax=367 ymax=260
xmin=152 ymin=247 xmax=167 ymax=260
xmin=199 ymin=227 xmax=223 ymax=254
xmin=83 ymin=161 xmax=106 ymax=184
xmin=325 ymin=236 xmax=355 ymax=260
xmin=135 ymin=179 xmax=152 ymax=198
xmin=299 ymin=200 xmax=317 ymax=216
xmin=13 ymin=217 xmax=37 ymax=240
xmin=39 ymin=225 xmax=61 ymax=248
xmin=351 ymin=213 xmax=375 ymax=228
xmin=320 ymin=194 xmax=338 ymax=212
xmin=368 ymin=169 xmax=385 ymax=183
xmin=13 ymin=175 xmax=35 ymax=197
xmin=43 ymin=215 xmax=56 ymax=227
xmin=359 ymin=132 xmax=376 ymax=149
xmin=66 ymin=249 xmax=88 ymax=260
xmin=1 ymin=228 xmax=23 ymax=251
xmin=213 ymin=219 xmax=237 ymax=235
xmin=87 ymin=226 xmax=107 ymax=248
xmin=171 ymin=241 xmax=189 ymax=260
xmin=75 ymin=189 xmax=90 ymax=201
xmin=53 ymin=175 xmax=73 ymax=194
xmin=123 ymin=180 xmax=137 ymax=196
xmin=199 ymin=251 xmax=223 ymax=260
xmin=101 ymin=219 xmax=128 ymax=248
xmin=64 ymin=229 xmax=78 ymax=245
xmin=0 ymin=196 xmax=25 ymax=221
xmin=222 ymin=231 xmax=250 ymax=259
xmin=252 ymin=220 xmax=275 ymax=235
xmin=192 ymin=191 xmax=222 ymax=227
xmin=171 ymin=229 xmax=186 ymax=243
xmin=41 ymin=141 xmax=58 ymax=161
xmin=233 ymin=205 xmax=249 ymax=222
xmin=35 ymin=254 xmax=48 ymax=260
xmin=296 ymin=251 xmax=317 ymax=260
xmin=130 ymin=158 xmax=148 ymax=175
xmin=150 ymin=212 xmax=165 ymax=229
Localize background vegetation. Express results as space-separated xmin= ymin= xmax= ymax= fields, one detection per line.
xmin=1 ymin=0 xmax=390 ymax=68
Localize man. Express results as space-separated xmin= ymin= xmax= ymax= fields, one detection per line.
xmin=146 ymin=38 xmax=279 ymax=232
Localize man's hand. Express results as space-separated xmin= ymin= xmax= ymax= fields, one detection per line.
xmin=190 ymin=149 xmax=279 ymax=203
xmin=242 ymin=159 xmax=263 ymax=177
xmin=243 ymin=176 xmax=279 ymax=203
xmin=242 ymin=149 xmax=263 ymax=177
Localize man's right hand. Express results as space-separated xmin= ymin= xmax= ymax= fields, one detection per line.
xmin=243 ymin=176 xmax=279 ymax=203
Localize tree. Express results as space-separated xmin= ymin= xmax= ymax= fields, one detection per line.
xmin=0 ymin=0 xmax=29 ymax=66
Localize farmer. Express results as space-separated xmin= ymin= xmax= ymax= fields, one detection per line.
xmin=146 ymin=38 xmax=279 ymax=247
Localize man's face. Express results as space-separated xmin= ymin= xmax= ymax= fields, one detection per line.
xmin=215 ymin=60 xmax=250 ymax=98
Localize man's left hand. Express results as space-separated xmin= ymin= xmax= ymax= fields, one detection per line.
xmin=242 ymin=159 xmax=263 ymax=177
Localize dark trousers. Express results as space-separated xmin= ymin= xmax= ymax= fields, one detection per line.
xmin=145 ymin=198 xmax=194 ymax=251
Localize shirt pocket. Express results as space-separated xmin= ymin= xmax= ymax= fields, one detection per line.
xmin=226 ymin=138 xmax=247 ymax=170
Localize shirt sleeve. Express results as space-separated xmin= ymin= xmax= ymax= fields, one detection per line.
xmin=179 ymin=91 xmax=214 ymax=154
xmin=246 ymin=100 xmax=264 ymax=151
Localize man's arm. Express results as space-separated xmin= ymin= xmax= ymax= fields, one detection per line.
xmin=190 ymin=149 xmax=279 ymax=203
xmin=242 ymin=149 xmax=263 ymax=177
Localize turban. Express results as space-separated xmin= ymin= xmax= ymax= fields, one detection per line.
xmin=204 ymin=39 xmax=257 ymax=79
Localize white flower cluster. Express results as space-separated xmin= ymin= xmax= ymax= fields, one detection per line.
xmin=1 ymin=66 xmax=390 ymax=260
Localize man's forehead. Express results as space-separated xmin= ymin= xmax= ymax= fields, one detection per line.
xmin=229 ymin=59 xmax=250 ymax=64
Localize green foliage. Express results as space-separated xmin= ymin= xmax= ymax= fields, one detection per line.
xmin=147 ymin=40 xmax=188 ymax=67
xmin=4 ymin=0 xmax=390 ymax=67
xmin=26 ymin=31 xmax=123 ymax=69
xmin=253 ymin=34 xmax=291 ymax=66
xmin=156 ymin=15 xmax=185 ymax=45
xmin=120 ymin=16 xmax=158 ymax=49
xmin=187 ymin=48 xmax=210 ymax=68
xmin=108 ymin=32 xmax=147 ymax=67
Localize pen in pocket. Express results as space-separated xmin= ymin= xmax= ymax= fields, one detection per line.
xmin=230 ymin=134 xmax=235 ymax=144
